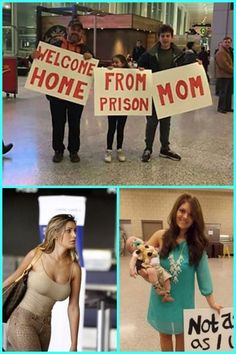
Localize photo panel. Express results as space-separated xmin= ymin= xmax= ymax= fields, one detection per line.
xmin=120 ymin=188 xmax=233 ymax=352
xmin=3 ymin=187 xmax=117 ymax=352
xmin=2 ymin=2 xmax=233 ymax=186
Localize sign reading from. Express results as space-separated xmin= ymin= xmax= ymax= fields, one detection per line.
xmin=25 ymin=41 xmax=99 ymax=105
xmin=152 ymin=63 xmax=212 ymax=119
xmin=94 ymin=68 xmax=152 ymax=115
xmin=184 ymin=308 xmax=234 ymax=351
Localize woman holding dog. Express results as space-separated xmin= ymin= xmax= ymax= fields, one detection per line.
xmin=141 ymin=193 xmax=222 ymax=351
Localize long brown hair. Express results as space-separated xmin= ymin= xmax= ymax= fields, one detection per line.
xmin=160 ymin=194 xmax=208 ymax=266
xmin=39 ymin=214 xmax=79 ymax=262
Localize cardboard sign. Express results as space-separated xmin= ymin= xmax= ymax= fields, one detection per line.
xmin=94 ymin=67 xmax=152 ymax=115
xmin=184 ymin=308 xmax=234 ymax=351
xmin=25 ymin=41 xmax=99 ymax=105
xmin=152 ymin=63 xmax=212 ymax=119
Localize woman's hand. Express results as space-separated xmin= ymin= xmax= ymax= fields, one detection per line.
xmin=210 ymin=303 xmax=223 ymax=314
xmin=83 ymin=52 xmax=92 ymax=60
xmin=205 ymin=294 xmax=223 ymax=315
xmin=129 ymin=268 xmax=137 ymax=278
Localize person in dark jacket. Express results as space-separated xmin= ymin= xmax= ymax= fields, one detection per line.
xmin=138 ymin=24 xmax=184 ymax=163
xmin=198 ymin=46 xmax=210 ymax=82
xmin=215 ymin=36 xmax=233 ymax=113
xmin=132 ymin=40 xmax=146 ymax=63
xmin=183 ymin=41 xmax=198 ymax=64
xmin=33 ymin=19 xmax=93 ymax=163
xmin=50 ymin=19 xmax=93 ymax=163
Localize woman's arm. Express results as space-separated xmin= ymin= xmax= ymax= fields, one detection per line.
xmin=147 ymin=229 xmax=165 ymax=248
xmin=205 ymin=294 xmax=223 ymax=314
xmin=129 ymin=252 xmax=138 ymax=278
xmin=3 ymin=249 xmax=36 ymax=289
xmin=196 ymin=252 xmax=223 ymax=314
xmin=68 ymin=262 xmax=81 ymax=351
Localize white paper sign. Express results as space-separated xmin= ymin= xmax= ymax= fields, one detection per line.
xmin=184 ymin=308 xmax=234 ymax=351
xmin=94 ymin=67 xmax=152 ymax=115
xmin=25 ymin=41 xmax=99 ymax=105
xmin=152 ymin=63 xmax=212 ymax=119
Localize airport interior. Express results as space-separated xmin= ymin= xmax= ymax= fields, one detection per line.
xmin=2 ymin=2 xmax=233 ymax=186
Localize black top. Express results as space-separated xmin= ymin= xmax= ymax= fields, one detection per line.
xmin=137 ymin=42 xmax=184 ymax=72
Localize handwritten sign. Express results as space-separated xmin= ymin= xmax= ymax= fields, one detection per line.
xmin=184 ymin=308 xmax=234 ymax=351
xmin=152 ymin=63 xmax=212 ymax=119
xmin=25 ymin=41 xmax=99 ymax=105
xmin=94 ymin=68 xmax=152 ymax=115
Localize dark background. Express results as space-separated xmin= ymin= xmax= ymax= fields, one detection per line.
xmin=3 ymin=188 xmax=116 ymax=256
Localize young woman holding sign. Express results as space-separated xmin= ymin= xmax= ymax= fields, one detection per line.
xmin=3 ymin=214 xmax=81 ymax=351
xmin=140 ymin=193 xmax=222 ymax=351
xmin=104 ymin=54 xmax=129 ymax=163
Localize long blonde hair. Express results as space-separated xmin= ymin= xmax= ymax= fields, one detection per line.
xmin=38 ymin=214 xmax=79 ymax=262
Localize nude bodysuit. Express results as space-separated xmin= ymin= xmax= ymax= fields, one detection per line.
xmin=7 ymin=258 xmax=72 ymax=351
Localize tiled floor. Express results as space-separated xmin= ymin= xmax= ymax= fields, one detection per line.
xmin=120 ymin=255 xmax=233 ymax=351
xmin=3 ymin=77 xmax=233 ymax=186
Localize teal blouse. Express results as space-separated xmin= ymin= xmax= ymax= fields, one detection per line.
xmin=147 ymin=240 xmax=213 ymax=334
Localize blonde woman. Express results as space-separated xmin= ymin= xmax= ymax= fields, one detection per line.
xmin=3 ymin=214 xmax=81 ymax=351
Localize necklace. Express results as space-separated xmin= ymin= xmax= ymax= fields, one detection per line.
xmin=168 ymin=242 xmax=186 ymax=283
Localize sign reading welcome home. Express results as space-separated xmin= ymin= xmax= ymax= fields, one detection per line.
xmin=25 ymin=41 xmax=99 ymax=105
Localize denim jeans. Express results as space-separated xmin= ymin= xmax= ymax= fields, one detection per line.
xmin=145 ymin=104 xmax=171 ymax=153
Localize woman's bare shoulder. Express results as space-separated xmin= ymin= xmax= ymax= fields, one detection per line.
xmin=24 ymin=248 xmax=38 ymax=261
xmin=148 ymin=229 xmax=166 ymax=246
xmin=72 ymin=261 xmax=81 ymax=277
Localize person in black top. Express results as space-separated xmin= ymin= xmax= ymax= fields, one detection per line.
xmin=138 ymin=24 xmax=184 ymax=163
xmin=104 ymin=54 xmax=129 ymax=163
xmin=198 ymin=46 xmax=210 ymax=82
xmin=33 ymin=18 xmax=93 ymax=163
xmin=183 ymin=41 xmax=198 ymax=64
xmin=132 ymin=40 xmax=146 ymax=63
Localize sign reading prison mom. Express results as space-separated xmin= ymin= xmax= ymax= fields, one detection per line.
xmin=152 ymin=62 xmax=212 ymax=119
xmin=94 ymin=67 xmax=153 ymax=115
xmin=25 ymin=41 xmax=99 ymax=105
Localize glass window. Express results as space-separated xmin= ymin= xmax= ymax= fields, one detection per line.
xmin=176 ymin=7 xmax=182 ymax=35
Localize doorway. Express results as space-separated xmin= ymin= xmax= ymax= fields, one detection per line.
xmin=141 ymin=220 xmax=163 ymax=241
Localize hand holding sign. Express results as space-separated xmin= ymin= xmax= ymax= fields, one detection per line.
xmin=210 ymin=303 xmax=223 ymax=314
xmin=83 ymin=52 xmax=93 ymax=60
